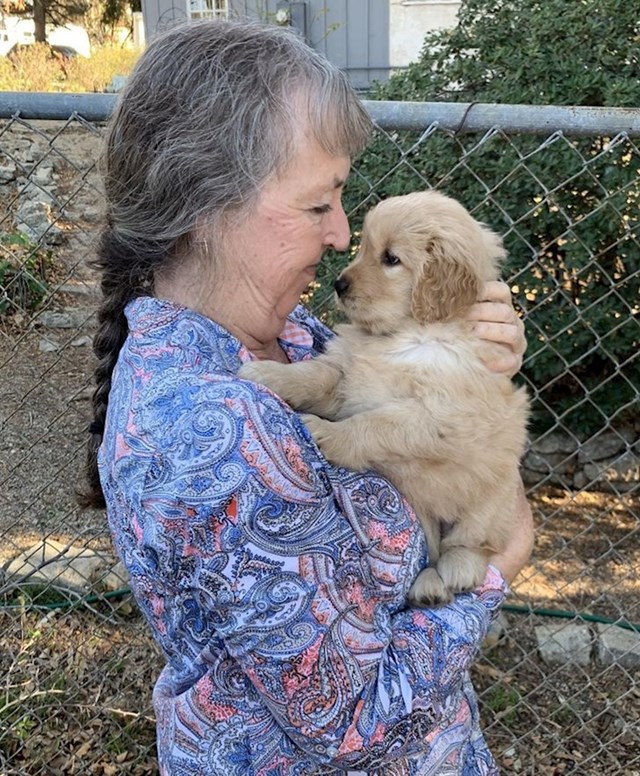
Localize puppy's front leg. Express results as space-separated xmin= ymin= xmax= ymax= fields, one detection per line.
xmin=239 ymin=358 xmax=343 ymax=418
xmin=302 ymin=402 xmax=442 ymax=471
xmin=436 ymin=546 xmax=488 ymax=597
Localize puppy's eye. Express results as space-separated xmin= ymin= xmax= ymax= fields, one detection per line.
xmin=382 ymin=250 xmax=401 ymax=266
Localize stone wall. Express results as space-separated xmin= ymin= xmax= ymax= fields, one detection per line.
xmin=522 ymin=429 xmax=639 ymax=492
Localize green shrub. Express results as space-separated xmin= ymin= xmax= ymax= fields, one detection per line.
xmin=63 ymin=43 xmax=140 ymax=92
xmin=2 ymin=43 xmax=67 ymax=92
xmin=0 ymin=233 xmax=52 ymax=315
xmin=335 ymin=0 xmax=639 ymax=436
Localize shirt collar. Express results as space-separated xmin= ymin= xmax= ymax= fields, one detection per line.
xmin=125 ymin=296 xmax=315 ymax=367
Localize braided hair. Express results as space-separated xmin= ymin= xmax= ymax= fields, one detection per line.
xmin=79 ymin=18 xmax=372 ymax=508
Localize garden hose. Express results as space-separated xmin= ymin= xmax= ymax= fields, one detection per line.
xmin=2 ymin=586 xmax=639 ymax=633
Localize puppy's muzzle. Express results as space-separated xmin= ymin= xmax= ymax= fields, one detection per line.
xmin=334 ymin=276 xmax=350 ymax=297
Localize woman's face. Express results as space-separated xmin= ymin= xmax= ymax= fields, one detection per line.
xmin=222 ymin=135 xmax=352 ymax=327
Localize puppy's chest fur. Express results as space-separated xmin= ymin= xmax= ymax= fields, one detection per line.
xmin=328 ymin=322 xmax=491 ymax=418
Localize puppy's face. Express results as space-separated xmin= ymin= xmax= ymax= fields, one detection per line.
xmin=335 ymin=191 xmax=506 ymax=335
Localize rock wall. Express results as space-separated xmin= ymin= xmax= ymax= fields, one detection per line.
xmin=522 ymin=429 xmax=639 ymax=492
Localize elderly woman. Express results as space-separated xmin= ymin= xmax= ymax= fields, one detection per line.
xmin=82 ymin=19 xmax=533 ymax=776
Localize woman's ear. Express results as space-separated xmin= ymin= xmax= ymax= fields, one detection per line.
xmin=411 ymin=237 xmax=482 ymax=324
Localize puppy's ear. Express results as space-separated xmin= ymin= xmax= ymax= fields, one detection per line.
xmin=411 ymin=237 xmax=481 ymax=324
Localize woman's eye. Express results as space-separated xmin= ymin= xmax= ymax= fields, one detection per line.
xmin=382 ymin=250 xmax=401 ymax=266
xmin=311 ymin=204 xmax=332 ymax=215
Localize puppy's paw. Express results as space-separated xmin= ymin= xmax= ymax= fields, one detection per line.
xmin=300 ymin=412 xmax=327 ymax=440
xmin=301 ymin=413 xmax=339 ymax=458
xmin=408 ymin=567 xmax=453 ymax=607
xmin=301 ymin=414 xmax=360 ymax=469
xmin=437 ymin=547 xmax=487 ymax=594
xmin=238 ymin=360 xmax=289 ymax=395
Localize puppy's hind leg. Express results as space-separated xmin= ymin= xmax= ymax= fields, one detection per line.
xmin=407 ymin=545 xmax=487 ymax=606
xmin=408 ymin=522 xmax=486 ymax=606
xmin=436 ymin=516 xmax=491 ymax=595
xmin=408 ymin=568 xmax=453 ymax=607
xmin=436 ymin=546 xmax=487 ymax=596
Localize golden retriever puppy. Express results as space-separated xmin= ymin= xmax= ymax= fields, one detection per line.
xmin=240 ymin=191 xmax=529 ymax=606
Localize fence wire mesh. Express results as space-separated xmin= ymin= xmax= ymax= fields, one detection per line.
xmin=0 ymin=99 xmax=638 ymax=775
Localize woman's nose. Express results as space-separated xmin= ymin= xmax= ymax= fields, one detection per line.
xmin=326 ymin=204 xmax=351 ymax=251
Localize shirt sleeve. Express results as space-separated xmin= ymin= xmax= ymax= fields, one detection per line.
xmin=135 ymin=374 xmax=507 ymax=771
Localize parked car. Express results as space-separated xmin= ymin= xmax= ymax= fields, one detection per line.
xmin=0 ymin=16 xmax=90 ymax=58
xmin=7 ymin=43 xmax=80 ymax=62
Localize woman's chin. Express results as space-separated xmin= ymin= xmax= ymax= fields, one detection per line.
xmin=304 ymin=265 xmax=320 ymax=283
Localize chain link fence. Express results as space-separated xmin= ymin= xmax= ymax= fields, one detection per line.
xmin=0 ymin=95 xmax=638 ymax=775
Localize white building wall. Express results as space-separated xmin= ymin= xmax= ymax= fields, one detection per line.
xmin=389 ymin=0 xmax=461 ymax=67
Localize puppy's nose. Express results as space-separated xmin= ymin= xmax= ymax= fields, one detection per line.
xmin=334 ymin=276 xmax=350 ymax=297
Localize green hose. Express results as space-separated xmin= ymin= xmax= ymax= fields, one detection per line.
xmin=502 ymin=603 xmax=640 ymax=633
xmin=1 ymin=586 xmax=132 ymax=611
xmin=3 ymin=586 xmax=639 ymax=633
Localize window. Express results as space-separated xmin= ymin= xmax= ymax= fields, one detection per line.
xmin=188 ymin=0 xmax=229 ymax=21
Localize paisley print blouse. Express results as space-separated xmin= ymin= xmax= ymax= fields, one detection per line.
xmin=99 ymin=296 xmax=506 ymax=776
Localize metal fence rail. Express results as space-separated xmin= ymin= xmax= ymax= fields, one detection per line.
xmin=0 ymin=95 xmax=638 ymax=775
xmin=3 ymin=92 xmax=640 ymax=133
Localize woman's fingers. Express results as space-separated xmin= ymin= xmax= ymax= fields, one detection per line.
xmin=466 ymin=282 xmax=527 ymax=375
xmin=470 ymin=320 xmax=524 ymax=347
xmin=479 ymin=345 xmax=523 ymax=376
xmin=466 ymin=301 xmax=519 ymax=324
xmin=476 ymin=279 xmax=512 ymax=304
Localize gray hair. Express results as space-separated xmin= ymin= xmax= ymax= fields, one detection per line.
xmin=104 ymin=17 xmax=372 ymax=259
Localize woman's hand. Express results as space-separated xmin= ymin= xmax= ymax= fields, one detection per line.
xmin=466 ymin=280 xmax=527 ymax=377
xmin=488 ymin=482 xmax=534 ymax=586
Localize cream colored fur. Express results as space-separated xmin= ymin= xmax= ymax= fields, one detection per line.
xmin=240 ymin=190 xmax=529 ymax=606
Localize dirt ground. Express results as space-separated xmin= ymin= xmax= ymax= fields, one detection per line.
xmin=2 ymin=603 xmax=638 ymax=776
xmin=1 ymin=120 xmax=639 ymax=775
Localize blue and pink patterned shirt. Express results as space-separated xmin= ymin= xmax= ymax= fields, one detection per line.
xmin=99 ymin=296 xmax=506 ymax=775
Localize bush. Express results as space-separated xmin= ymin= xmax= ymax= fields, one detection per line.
xmin=1 ymin=44 xmax=67 ymax=92
xmin=0 ymin=233 xmax=52 ymax=316
xmin=63 ymin=44 xmax=140 ymax=92
xmin=338 ymin=0 xmax=640 ymax=436
xmin=0 ymin=54 xmax=17 ymax=91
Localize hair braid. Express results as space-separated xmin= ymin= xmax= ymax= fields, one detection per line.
xmin=78 ymin=229 xmax=157 ymax=509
